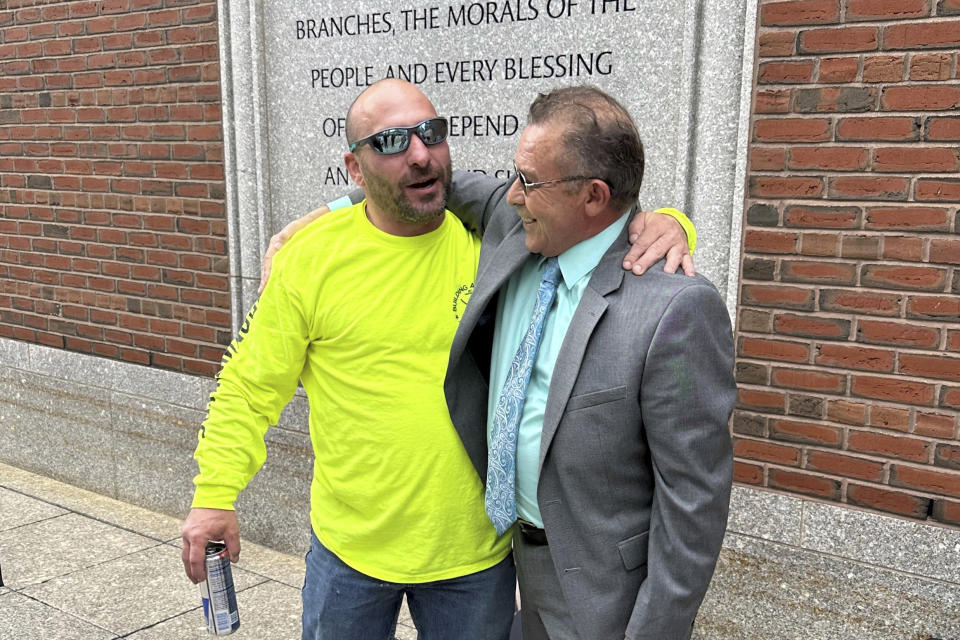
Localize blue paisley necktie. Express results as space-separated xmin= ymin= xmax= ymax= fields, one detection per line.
xmin=485 ymin=257 xmax=562 ymax=535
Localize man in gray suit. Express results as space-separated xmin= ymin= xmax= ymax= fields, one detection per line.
xmin=258 ymin=82 xmax=729 ymax=639
xmin=444 ymin=86 xmax=736 ymax=640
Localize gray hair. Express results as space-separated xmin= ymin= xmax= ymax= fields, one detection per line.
xmin=527 ymin=85 xmax=644 ymax=210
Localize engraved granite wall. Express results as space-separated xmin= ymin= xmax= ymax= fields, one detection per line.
xmin=218 ymin=0 xmax=756 ymax=324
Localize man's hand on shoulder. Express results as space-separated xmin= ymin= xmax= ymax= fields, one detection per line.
xmin=181 ymin=507 xmax=241 ymax=583
xmin=623 ymin=209 xmax=695 ymax=277
xmin=258 ymin=205 xmax=331 ymax=294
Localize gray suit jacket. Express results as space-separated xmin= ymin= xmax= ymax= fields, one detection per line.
xmin=444 ymin=171 xmax=736 ymax=640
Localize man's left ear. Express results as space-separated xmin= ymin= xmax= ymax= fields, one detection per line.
xmin=344 ymin=151 xmax=365 ymax=187
xmin=583 ymin=179 xmax=612 ymax=218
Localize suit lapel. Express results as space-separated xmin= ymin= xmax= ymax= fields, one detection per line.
xmin=454 ymin=222 xmax=529 ymax=349
xmin=445 ymin=221 xmax=531 ymax=481
xmin=538 ymin=234 xmax=628 ymax=474
xmin=477 ymin=223 xmax=530 ymax=297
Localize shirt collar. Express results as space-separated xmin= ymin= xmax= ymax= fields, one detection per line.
xmin=538 ymin=210 xmax=631 ymax=288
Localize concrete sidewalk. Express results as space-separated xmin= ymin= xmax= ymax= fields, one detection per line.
xmin=0 ymin=462 xmax=418 ymax=639
xmin=7 ymin=458 xmax=960 ymax=640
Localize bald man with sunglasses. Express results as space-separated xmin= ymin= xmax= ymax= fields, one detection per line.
xmin=181 ymin=79 xmax=693 ymax=640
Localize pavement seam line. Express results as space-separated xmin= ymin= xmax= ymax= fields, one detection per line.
xmin=6 ymin=589 xmax=122 ymax=638
xmin=0 ymin=482 xmax=173 ymax=544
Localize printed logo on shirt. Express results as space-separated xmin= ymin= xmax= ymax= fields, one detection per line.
xmin=219 ymin=301 xmax=257 ymax=368
xmin=452 ymin=282 xmax=474 ymax=320
xmin=202 ymin=302 xmax=258 ymax=437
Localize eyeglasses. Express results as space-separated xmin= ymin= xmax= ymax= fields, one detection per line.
xmin=348 ymin=117 xmax=449 ymax=155
xmin=512 ymin=162 xmax=611 ymax=196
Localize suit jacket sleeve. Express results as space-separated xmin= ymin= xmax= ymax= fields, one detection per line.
xmin=626 ymin=283 xmax=735 ymax=640
xmin=446 ymin=170 xmax=512 ymax=236
xmin=343 ymin=172 xmax=512 ymax=237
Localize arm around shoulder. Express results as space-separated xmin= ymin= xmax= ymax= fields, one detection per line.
xmin=258 ymin=190 xmax=362 ymax=293
xmin=624 ymin=208 xmax=696 ymax=277
xmin=446 ymin=170 xmax=513 ymax=236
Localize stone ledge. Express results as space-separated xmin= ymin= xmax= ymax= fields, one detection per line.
xmin=729 ymin=484 xmax=960 ymax=587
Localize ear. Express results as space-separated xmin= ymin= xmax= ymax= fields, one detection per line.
xmin=344 ymin=152 xmax=365 ymax=187
xmin=582 ymin=179 xmax=612 ymax=218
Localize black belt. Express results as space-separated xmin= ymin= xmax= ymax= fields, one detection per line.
xmin=517 ymin=519 xmax=548 ymax=545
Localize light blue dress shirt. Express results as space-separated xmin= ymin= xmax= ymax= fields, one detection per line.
xmin=487 ymin=212 xmax=630 ymax=527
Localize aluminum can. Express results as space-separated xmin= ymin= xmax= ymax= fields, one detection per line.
xmin=199 ymin=541 xmax=240 ymax=635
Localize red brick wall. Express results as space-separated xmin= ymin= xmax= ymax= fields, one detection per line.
xmin=0 ymin=0 xmax=229 ymax=376
xmin=738 ymin=0 xmax=960 ymax=526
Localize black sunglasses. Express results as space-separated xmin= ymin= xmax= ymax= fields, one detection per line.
xmin=348 ymin=117 xmax=449 ymax=155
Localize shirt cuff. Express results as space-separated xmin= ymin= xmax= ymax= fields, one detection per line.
xmin=654 ymin=207 xmax=697 ymax=255
xmin=191 ymin=484 xmax=239 ymax=511
xmin=326 ymin=195 xmax=353 ymax=211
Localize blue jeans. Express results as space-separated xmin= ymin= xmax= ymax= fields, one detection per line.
xmin=301 ymin=533 xmax=515 ymax=640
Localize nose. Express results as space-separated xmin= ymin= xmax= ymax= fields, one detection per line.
xmin=506 ymin=176 xmax=525 ymax=206
xmin=405 ymin=134 xmax=431 ymax=167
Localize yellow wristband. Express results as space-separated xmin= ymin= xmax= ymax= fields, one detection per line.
xmin=654 ymin=207 xmax=696 ymax=255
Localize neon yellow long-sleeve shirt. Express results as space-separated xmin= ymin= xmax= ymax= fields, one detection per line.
xmin=192 ymin=202 xmax=510 ymax=582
